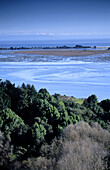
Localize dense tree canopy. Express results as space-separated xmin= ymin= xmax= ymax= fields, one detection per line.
xmin=0 ymin=80 xmax=109 ymax=169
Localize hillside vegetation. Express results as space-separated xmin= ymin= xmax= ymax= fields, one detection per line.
xmin=0 ymin=80 xmax=110 ymax=169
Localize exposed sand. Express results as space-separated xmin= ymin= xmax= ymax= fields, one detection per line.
xmin=14 ymin=49 xmax=110 ymax=56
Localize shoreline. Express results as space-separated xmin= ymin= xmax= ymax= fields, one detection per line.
xmin=14 ymin=49 xmax=110 ymax=57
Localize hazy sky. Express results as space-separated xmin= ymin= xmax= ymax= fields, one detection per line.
xmin=0 ymin=0 xmax=110 ymax=40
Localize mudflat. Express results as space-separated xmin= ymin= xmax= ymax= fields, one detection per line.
xmin=14 ymin=49 xmax=110 ymax=56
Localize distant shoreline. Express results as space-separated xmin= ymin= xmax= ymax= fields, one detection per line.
xmin=0 ymin=45 xmax=109 ymax=51
xmin=14 ymin=49 xmax=110 ymax=57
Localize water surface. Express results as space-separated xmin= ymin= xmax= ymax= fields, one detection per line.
xmin=0 ymin=61 xmax=110 ymax=101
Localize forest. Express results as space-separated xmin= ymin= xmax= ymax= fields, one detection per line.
xmin=0 ymin=79 xmax=110 ymax=170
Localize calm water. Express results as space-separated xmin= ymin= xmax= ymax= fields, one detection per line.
xmin=0 ymin=38 xmax=110 ymax=48
xmin=0 ymin=61 xmax=110 ymax=101
xmin=0 ymin=39 xmax=110 ymax=101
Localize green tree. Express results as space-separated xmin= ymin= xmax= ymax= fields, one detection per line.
xmin=31 ymin=120 xmax=47 ymax=153
xmin=99 ymin=99 xmax=110 ymax=121
xmin=83 ymin=94 xmax=98 ymax=110
xmin=37 ymin=88 xmax=50 ymax=100
xmin=0 ymin=91 xmax=11 ymax=110
xmin=0 ymin=108 xmax=27 ymax=140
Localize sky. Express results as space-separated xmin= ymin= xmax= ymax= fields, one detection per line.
xmin=0 ymin=0 xmax=110 ymax=40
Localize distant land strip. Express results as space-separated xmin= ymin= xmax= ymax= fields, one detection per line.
xmin=14 ymin=49 xmax=110 ymax=57
xmin=0 ymin=45 xmax=110 ymax=51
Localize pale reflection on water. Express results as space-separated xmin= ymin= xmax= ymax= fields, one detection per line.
xmin=0 ymin=61 xmax=110 ymax=101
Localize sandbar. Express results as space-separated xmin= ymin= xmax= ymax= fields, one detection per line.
xmin=14 ymin=49 xmax=110 ymax=57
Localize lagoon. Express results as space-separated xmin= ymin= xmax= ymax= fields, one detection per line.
xmin=0 ymin=60 xmax=110 ymax=101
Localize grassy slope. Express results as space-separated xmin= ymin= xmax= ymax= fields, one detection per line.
xmin=56 ymin=95 xmax=84 ymax=105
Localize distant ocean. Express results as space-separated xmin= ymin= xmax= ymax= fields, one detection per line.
xmin=0 ymin=38 xmax=110 ymax=48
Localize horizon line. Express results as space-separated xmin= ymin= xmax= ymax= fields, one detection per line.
xmin=0 ymin=32 xmax=110 ymax=36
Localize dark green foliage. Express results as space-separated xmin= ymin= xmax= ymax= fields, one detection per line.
xmin=82 ymin=95 xmax=109 ymax=128
xmin=0 ymin=80 xmax=109 ymax=169
xmin=38 ymin=88 xmax=50 ymax=100
xmin=83 ymin=94 xmax=98 ymax=110
xmin=99 ymin=99 xmax=110 ymax=112
xmin=0 ymin=108 xmax=26 ymax=135
xmin=32 ymin=121 xmax=46 ymax=146
xmin=0 ymin=108 xmax=28 ymax=152
xmin=99 ymin=99 xmax=110 ymax=122
xmin=0 ymin=91 xmax=11 ymax=110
